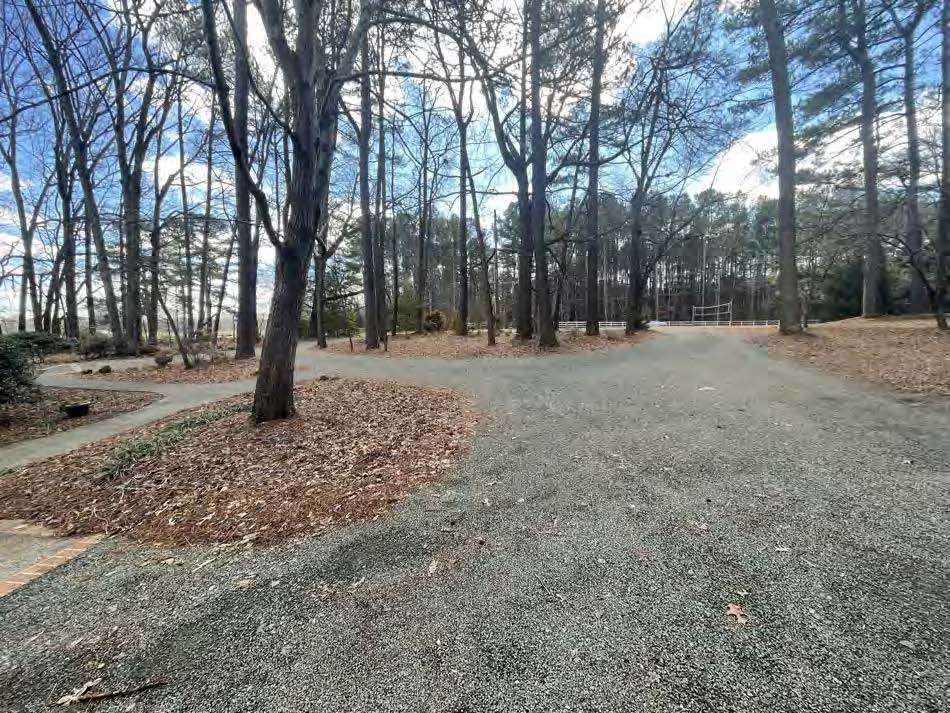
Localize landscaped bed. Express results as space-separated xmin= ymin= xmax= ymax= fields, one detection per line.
xmin=0 ymin=378 xmax=475 ymax=544
xmin=0 ymin=388 xmax=159 ymax=447
xmin=326 ymin=328 xmax=653 ymax=359
xmin=758 ymin=317 xmax=950 ymax=395
xmin=81 ymin=358 xmax=260 ymax=384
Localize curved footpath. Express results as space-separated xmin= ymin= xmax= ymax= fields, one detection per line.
xmin=0 ymin=331 xmax=948 ymax=712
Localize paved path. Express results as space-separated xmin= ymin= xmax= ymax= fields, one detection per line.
xmin=0 ymin=353 xmax=327 ymax=470
xmin=0 ymin=332 xmax=947 ymax=712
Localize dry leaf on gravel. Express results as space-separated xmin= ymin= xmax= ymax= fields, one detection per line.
xmin=326 ymin=329 xmax=653 ymax=359
xmin=0 ymin=378 xmax=475 ymax=545
xmin=757 ymin=318 xmax=950 ymax=395
xmin=725 ymin=603 xmax=749 ymax=624
xmin=0 ymin=388 xmax=158 ymax=447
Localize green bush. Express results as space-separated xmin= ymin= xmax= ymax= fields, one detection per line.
xmin=2 ymin=332 xmax=73 ymax=358
xmin=0 ymin=339 xmax=38 ymax=405
xmin=423 ymin=309 xmax=446 ymax=333
xmin=78 ymin=333 xmax=114 ymax=359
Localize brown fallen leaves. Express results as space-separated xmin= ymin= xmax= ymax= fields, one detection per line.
xmin=0 ymin=388 xmax=159 ymax=447
xmin=326 ymin=329 xmax=653 ymax=359
xmin=83 ymin=359 xmax=260 ymax=384
xmin=759 ymin=317 xmax=950 ymax=395
xmin=0 ymin=378 xmax=474 ymax=545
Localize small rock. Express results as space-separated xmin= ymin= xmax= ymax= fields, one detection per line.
xmin=97 ymin=365 xmax=112 ymax=374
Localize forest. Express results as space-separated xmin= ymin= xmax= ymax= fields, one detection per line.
xmin=0 ymin=0 xmax=947 ymax=421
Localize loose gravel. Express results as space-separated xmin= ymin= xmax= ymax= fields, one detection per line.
xmin=0 ymin=330 xmax=947 ymax=712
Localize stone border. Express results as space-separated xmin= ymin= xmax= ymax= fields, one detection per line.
xmin=0 ymin=532 xmax=102 ymax=598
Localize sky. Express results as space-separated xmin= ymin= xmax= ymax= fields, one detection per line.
xmin=0 ymin=0 xmax=801 ymax=324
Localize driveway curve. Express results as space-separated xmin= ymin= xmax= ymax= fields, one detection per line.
xmin=0 ymin=330 xmax=947 ymax=712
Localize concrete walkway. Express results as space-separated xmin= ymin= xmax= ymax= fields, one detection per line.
xmin=0 ymin=349 xmax=335 ymax=470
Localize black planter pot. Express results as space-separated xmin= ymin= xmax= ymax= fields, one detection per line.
xmin=61 ymin=402 xmax=91 ymax=418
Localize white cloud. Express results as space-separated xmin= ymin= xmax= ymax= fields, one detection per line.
xmin=695 ymin=126 xmax=779 ymax=198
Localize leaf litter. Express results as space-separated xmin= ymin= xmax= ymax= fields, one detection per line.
xmin=0 ymin=378 xmax=475 ymax=545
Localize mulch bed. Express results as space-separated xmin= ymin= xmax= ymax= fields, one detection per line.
xmin=0 ymin=388 xmax=159 ymax=448
xmin=0 ymin=378 xmax=475 ymax=545
xmin=82 ymin=359 xmax=260 ymax=384
xmin=326 ymin=329 xmax=653 ymax=359
xmin=757 ymin=317 xmax=950 ymax=395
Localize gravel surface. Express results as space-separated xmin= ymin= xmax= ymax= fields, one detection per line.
xmin=1 ymin=330 xmax=947 ymax=712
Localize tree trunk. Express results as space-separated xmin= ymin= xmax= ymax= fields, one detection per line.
xmin=310 ymin=251 xmax=327 ymax=347
xmin=529 ymin=0 xmax=556 ymax=347
xmin=902 ymin=29 xmax=927 ymax=314
xmin=359 ymin=36 xmax=379 ymax=349
xmin=375 ymin=35 xmax=388 ymax=340
xmin=515 ymin=187 xmax=533 ymax=339
xmin=467 ymin=163 xmax=495 ymax=345
xmin=254 ymin=243 xmax=310 ymax=420
xmin=197 ymin=97 xmax=217 ymax=337
xmin=233 ymin=0 xmax=256 ymax=359
xmin=585 ymin=0 xmax=606 ymax=336
xmin=415 ymin=135 xmax=429 ymax=333
xmin=761 ymin=0 xmax=802 ymax=333
xmin=935 ymin=0 xmax=949 ymax=329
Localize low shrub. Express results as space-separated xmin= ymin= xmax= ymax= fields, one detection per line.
xmin=1 ymin=332 xmax=73 ymax=359
xmin=154 ymin=351 xmax=174 ymax=367
xmin=79 ymin=333 xmax=114 ymax=359
xmin=0 ymin=339 xmax=38 ymax=405
xmin=423 ymin=310 xmax=446 ymax=333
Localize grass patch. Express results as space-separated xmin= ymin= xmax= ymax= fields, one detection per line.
xmin=104 ymin=403 xmax=249 ymax=479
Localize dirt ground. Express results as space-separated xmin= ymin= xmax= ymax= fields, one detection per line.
xmin=0 ymin=388 xmax=159 ymax=447
xmin=759 ymin=317 xmax=950 ymax=395
xmin=82 ymin=358 xmax=260 ymax=384
xmin=325 ymin=328 xmax=653 ymax=359
xmin=0 ymin=378 xmax=475 ymax=545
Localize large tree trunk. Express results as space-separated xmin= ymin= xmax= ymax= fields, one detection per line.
xmin=901 ymin=27 xmax=927 ymax=314
xmin=761 ymin=0 xmax=802 ymax=333
xmin=453 ymin=22 xmax=470 ymax=337
xmin=529 ymin=0 xmax=556 ymax=347
xmin=624 ymin=198 xmax=646 ymax=331
xmin=585 ymin=0 xmax=606 ymax=337
xmin=391 ymin=124 xmax=399 ymax=337
xmin=254 ymin=244 xmax=310 ymax=420
xmin=359 ymin=37 xmax=379 ymax=349
xmin=859 ymin=62 xmax=885 ymax=317
xmin=375 ymin=32 xmax=388 ymax=340
xmin=233 ymin=0 xmax=256 ymax=359
xmin=935 ymin=0 xmax=949 ymax=329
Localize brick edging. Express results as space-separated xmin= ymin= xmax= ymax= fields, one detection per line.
xmin=0 ymin=535 xmax=102 ymax=598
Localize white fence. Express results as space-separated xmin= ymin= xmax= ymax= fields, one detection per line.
xmin=554 ymin=320 xmax=779 ymax=329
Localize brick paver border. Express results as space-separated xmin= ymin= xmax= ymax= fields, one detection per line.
xmin=0 ymin=534 xmax=102 ymax=598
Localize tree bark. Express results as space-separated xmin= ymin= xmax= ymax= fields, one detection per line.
xmin=233 ymin=0 xmax=256 ymax=359
xmin=529 ymin=0 xmax=556 ymax=347
xmin=585 ymin=0 xmax=606 ymax=336
xmin=761 ymin=0 xmax=802 ymax=333
xmin=359 ymin=36 xmax=380 ymax=349
xmin=901 ymin=18 xmax=927 ymax=313
xmin=935 ymin=0 xmax=949 ymax=329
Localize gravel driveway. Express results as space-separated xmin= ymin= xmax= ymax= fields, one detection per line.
xmin=1 ymin=330 xmax=947 ymax=712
